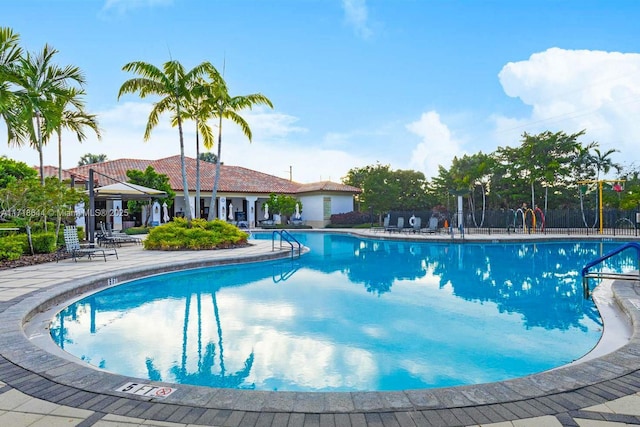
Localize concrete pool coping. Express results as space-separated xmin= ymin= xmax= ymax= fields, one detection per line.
xmin=1 ymin=231 xmax=640 ymax=426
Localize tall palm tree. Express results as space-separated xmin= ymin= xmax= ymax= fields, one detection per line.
xmin=592 ymin=147 xmax=621 ymax=180
xmin=52 ymin=88 xmax=101 ymax=181
xmin=0 ymin=27 xmax=23 ymax=140
xmin=9 ymin=44 xmax=85 ymax=185
xmin=176 ymin=78 xmax=217 ymax=218
xmin=118 ymin=60 xmax=220 ymax=221
xmin=205 ymin=80 xmax=273 ymax=221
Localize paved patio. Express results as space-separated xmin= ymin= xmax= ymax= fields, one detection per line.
xmin=1 ymin=230 xmax=640 ymax=426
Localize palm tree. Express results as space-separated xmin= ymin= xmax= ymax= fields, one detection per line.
xmin=53 ymin=88 xmax=101 ymax=180
xmin=205 ymin=79 xmax=273 ymax=221
xmin=0 ymin=27 xmax=23 ymax=140
xmin=592 ymin=147 xmax=621 ymax=180
xmin=118 ymin=60 xmax=220 ymax=221
xmin=177 ymin=78 xmax=217 ymax=218
xmin=8 ymin=44 xmax=85 ymax=185
xmin=78 ymin=153 xmax=108 ymax=166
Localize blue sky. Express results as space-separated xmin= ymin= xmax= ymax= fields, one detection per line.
xmin=3 ymin=0 xmax=640 ymax=183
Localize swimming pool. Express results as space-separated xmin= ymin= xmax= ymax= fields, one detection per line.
xmin=50 ymin=233 xmax=637 ymax=392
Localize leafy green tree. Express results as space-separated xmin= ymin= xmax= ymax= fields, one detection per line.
xmin=199 ymin=152 xmax=217 ymax=163
xmin=205 ymin=77 xmax=273 ymax=220
xmin=265 ymin=193 xmax=301 ymax=223
xmin=0 ymin=156 xmax=37 ymax=188
xmin=119 ymin=60 xmax=220 ymax=221
xmin=390 ymin=169 xmax=430 ymax=211
xmin=343 ymin=163 xmax=396 ymax=219
xmin=0 ymin=176 xmax=84 ymax=251
xmin=7 ymin=43 xmax=86 ymax=185
xmin=125 ymin=166 xmax=175 ymax=226
xmin=78 ymin=153 xmax=107 ymax=166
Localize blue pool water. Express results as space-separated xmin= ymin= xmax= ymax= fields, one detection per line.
xmin=51 ymin=234 xmax=637 ymax=392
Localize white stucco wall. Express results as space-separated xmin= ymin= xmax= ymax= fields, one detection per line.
xmin=298 ymin=194 xmax=354 ymax=227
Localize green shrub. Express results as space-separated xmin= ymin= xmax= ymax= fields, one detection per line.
xmin=144 ymin=218 xmax=248 ymax=250
xmin=31 ymin=232 xmax=57 ymax=254
xmin=0 ymin=235 xmax=23 ymax=261
xmin=124 ymin=226 xmax=149 ymax=235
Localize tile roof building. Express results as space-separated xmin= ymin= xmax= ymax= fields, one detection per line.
xmin=64 ymin=156 xmax=361 ymax=229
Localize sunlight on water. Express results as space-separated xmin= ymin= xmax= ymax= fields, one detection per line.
xmin=51 ymin=235 xmax=637 ymax=391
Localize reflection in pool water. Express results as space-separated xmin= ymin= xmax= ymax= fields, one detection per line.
xmin=51 ymin=235 xmax=637 ymax=391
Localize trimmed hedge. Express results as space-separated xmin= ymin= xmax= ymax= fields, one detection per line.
xmin=144 ymin=218 xmax=249 ymax=250
xmin=0 ymin=235 xmax=23 ymax=261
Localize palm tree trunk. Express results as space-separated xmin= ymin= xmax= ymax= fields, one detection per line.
xmin=57 ymin=129 xmax=62 ymax=181
xmin=207 ymin=115 xmax=223 ymax=221
xmin=177 ymin=118 xmax=192 ymax=221
xmin=195 ymin=122 xmax=200 ymax=219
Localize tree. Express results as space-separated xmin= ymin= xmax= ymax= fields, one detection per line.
xmin=199 ymin=152 xmax=217 ymax=163
xmin=0 ymin=27 xmax=23 ymax=139
xmin=78 ymin=153 xmax=107 ymax=166
xmin=119 ymin=60 xmax=221 ymax=221
xmin=52 ymin=88 xmax=101 ymax=180
xmin=125 ymin=166 xmax=175 ymax=226
xmin=343 ymin=163 xmax=395 ymax=219
xmin=205 ymin=78 xmax=273 ymax=220
xmin=0 ymin=176 xmax=84 ymax=250
xmin=178 ymin=77 xmax=219 ymax=218
xmin=0 ymin=155 xmax=37 ymax=188
xmin=8 ymin=44 xmax=86 ymax=185
xmin=265 ymin=193 xmax=301 ymax=223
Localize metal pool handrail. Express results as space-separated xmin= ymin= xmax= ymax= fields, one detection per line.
xmin=272 ymin=229 xmax=302 ymax=258
xmin=581 ymin=242 xmax=640 ymax=298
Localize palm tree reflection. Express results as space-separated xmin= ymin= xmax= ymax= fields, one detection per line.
xmin=146 ymin=290 xmax=255 ymax=389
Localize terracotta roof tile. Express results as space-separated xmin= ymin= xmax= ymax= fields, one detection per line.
xmin=67 ymin=156 xmax=361 ymax=194
xmin=37 ymin=166 xmax=90 ymax=183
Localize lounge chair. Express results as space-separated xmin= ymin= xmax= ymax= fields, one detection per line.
xmin=374 ymin=215 xmax=390 ymax=233
xmin=422 ymin=216 xmax=439 ymax=234
xmin=99 ymin=222 xmax=141 ymax=246
xmin=61 ymin=225 xmax=118 ymax=262
xmin=387 ymin=217 xmax=404 ymax=233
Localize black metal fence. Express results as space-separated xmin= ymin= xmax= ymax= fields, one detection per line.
xmin=386 ymin=208 xmax=640 ymax=237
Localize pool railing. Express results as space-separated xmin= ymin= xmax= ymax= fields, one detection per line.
xmin=272 ymin=229 xmax=302 ymax=258
xmin=581 ymin=242 xmax=640 ymax=298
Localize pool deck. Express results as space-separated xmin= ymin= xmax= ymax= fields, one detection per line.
xmin=1 ymin=230 xmax=640 ymax=427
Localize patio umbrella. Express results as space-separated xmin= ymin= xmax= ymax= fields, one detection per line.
xmin=162 ymin=202 xmax=170 ymax=223
xmin=295 ymin=203 xmax=301 ymax=219
xmin=264 ymin=203 xmax=269 ymax=219
xmin=228 ymin=203 xmax=234 ymax=220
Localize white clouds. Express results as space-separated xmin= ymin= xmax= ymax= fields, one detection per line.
xmin=101 ymin=0 xmax=173 ymax=15
xmin=0 ymin=101 xmax=366 ymax=184
xmin=496 ymin=48 xmax=640 ymax=164
xmin=406 ymin=111 xmax=463 ymax=179
xmin=342 ymin=0 xmax=373 ymax=39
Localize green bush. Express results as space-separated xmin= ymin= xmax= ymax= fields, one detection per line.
xmin=124 ymin=226 xmax=149 ymax=235
xmin=31 ymin=232 xmax=57 ymax=254
xmin=144 ymin=218 xmax=248 ymax=250
xmin=0 ymin=235 xmax=23 ymax=261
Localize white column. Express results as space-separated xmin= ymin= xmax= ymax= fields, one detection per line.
xmin=113 ymin=200 xmax=123 ymax=231
xmin=245 ymin=196 xmax=257 ymax=228
xmin=218 ymin=197 xmax=226 ymax=220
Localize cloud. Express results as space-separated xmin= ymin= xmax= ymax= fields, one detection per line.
xmin=495 ymin=48 xmax=640 ymax=166
xmin=0 ymin=101 xmax=367 ymax=184
xmin=342 ymin=0 xmax=373 ymax=39
xmin=406 ymin=111 xmax=464 ymax=179
xmin=101 ymin=0 xmax=173 ymax=16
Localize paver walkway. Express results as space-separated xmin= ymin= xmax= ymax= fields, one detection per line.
xmin=1 ymin=231 xmax=640 ymax=426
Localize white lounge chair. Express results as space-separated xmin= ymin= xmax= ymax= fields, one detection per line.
xmin=61 ymin=225 xmax=118 ymax=262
